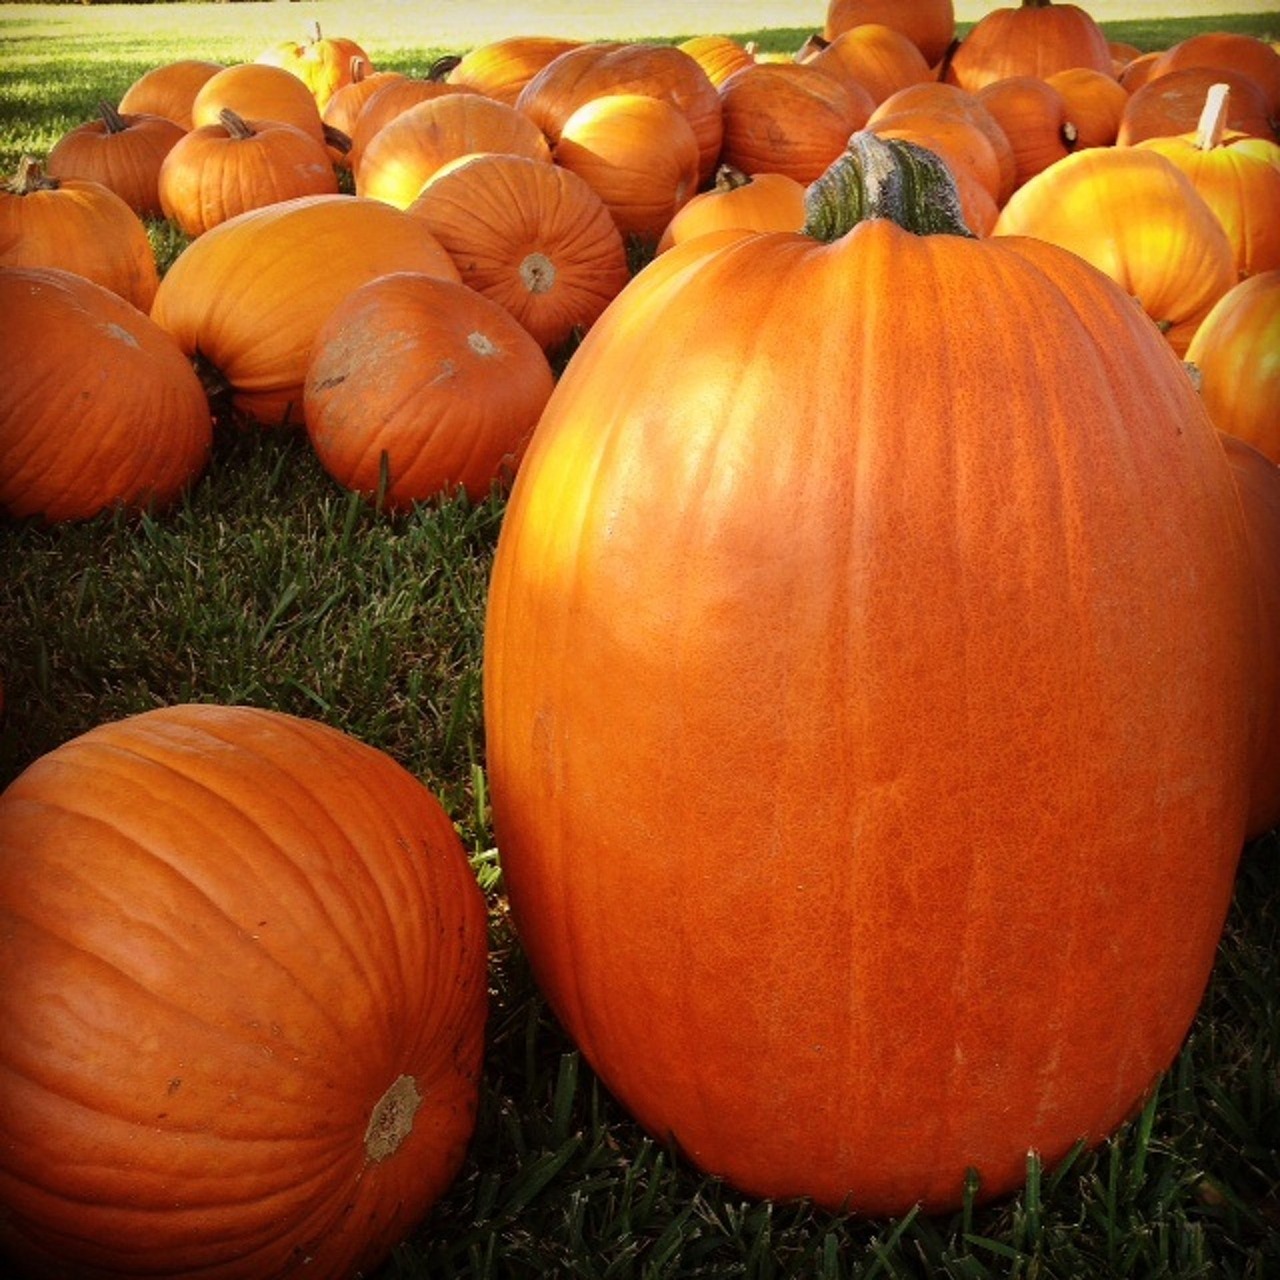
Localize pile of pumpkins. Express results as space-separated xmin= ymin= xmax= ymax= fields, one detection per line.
xmin=1 ymin=1 xmax=1279 ymax=1276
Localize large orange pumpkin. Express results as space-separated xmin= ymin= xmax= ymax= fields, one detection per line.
xmin=446 ymin=35 xmax=582 ymax=105
xmin=823 ymin=0 xmax=957 ymax=67
xmin=150 ymin=194 xmax=461 ymax=426
xmin=0 ymin=703 xmax=488 ymax=1278
xmin=991 ymin=146 xmax=1237 ymax=354
xmin=117 ymin=58 xmax=225 ymax=131
xmin=482 ymin=134 xmax=1255 ymax=1217
xmin=0 ymin=265 xmax=211 ymax=522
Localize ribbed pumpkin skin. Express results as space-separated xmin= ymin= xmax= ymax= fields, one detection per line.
xmin=446 ymin=35 xmax=582 ymax=105
xmin=303 ymin=271 xmax=555 ymax=506
xmin=483 ymin=223 xmax=1255 ymax=1215
xmin=823 ymin=0 xmax=957 ymax=67
xmin=149 ymin=194 xmax=461 ymax=426
xmin=0 ymin=703 xmax=488 ymax=1278
xmin=407 ymin=152 xmax=629 ymax=354
xmin=0 ymin=265 xmax=211 ymax=522
xmin=991 ymin=147 xmax=1237 ymax=355
xmin=118 ymin=59 xmax=225 ymax=131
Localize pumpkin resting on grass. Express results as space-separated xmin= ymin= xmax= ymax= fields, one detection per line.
xmin=483 ymin=134 xmax=1256 ymax=1216
xmin=0 ymin=703 xmax=488 ymax=1279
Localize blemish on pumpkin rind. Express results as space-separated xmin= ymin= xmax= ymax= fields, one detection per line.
xmin=101 ymin=321 xmax=140 ymax=350
xmin=364 ymin=1073 xmax=421 ymax=1162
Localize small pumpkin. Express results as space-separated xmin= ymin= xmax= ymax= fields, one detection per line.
xmin=356 ymin=91 xmax=552 ymax=209
xmin=45 ymin=100 xmax=186 ymax=219
xmin=446 ymin=35 xmax=583 ymax=105
xmin=945 ymin=0 xmax=1114 ymax=92
xmin=407 ymin=151 xmax=629 ymax=356
xmin=1185 ymin=269 xmax=1280 ymax=464
xmin=0 ymin=156 xmax=159 ymax=312
xmin=676 ymin=34 xmax=757 ymax=88
xmin=975 ymin=74 xmax=1079 ymax=189
xmin=0 ymin=265 xmax=211 ymax=522
xmin=656 ymin=165 xmax=807 ymax=253
xmin=806 ymin=23 xmax=934 ymax=107
xmin=149 ymin=194 xmax=461 ymax=427
xmin=1044 ymin=66 xmax=1129 ymax=149
xmin=258 ymin=20 xmax=373 ymax=111
xmin=117 ymin=58 xmax=225 ymax=130
xmin=158 ymin=109 xmax=339 ymax=237
xmin=321 ymin=61 xmax=405 ymax=169
xmin=304 ymin=271 xmax=556 ymax=507
xmin=822 ymin=0 xmax=957 ymax=68
xmin=346 ymin=78 xmax=472 ymax=175
xmin=190 ymin=61 xmax=328 ymax=148
xmin=992 ymin=146 xmax=1237 ymax=355
xmin=554 ymin=93 xmax=701 ymax=246
xmin=0 ymin=703 xmax=488 ymax=1278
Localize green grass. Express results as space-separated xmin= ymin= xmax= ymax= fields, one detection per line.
xmin=2 ymin=8 xmax=1279 ymax=1278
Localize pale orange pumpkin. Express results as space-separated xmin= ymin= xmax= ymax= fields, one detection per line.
xmin=446 ymin=35 xmax=582 ymax=105
xmin=304 ymin=271 xmax=555 ymax=507
xmin=407 ymin=151 xmax=629 ymax=355
xmin=190 ymin=61 xmax=328 ymax=148
xmin=0 ymin=702 xmax=488 ymax=1278
xmin=676 ymin=34 xmax=757 ymax=88
xmin=992 ymin=146 xmax=1238 ymax=355
xmin=554 ymin=93 xmax=701 ymax=245
xmin=257 ymin=20 xmax=372 ymax=110
xmin=0 ymin=265 xmax=211 ymax=522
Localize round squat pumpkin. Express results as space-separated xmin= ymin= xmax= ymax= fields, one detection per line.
xmin=0 ymin=702 xmax=489 ymax=1279
xmin=483 ymin=135 xmax=1255 ymax=1216
xmin=0 ymin=265 xmax=211 ymax=522
xmin=303 ymin=271 xmax=555 ymax=507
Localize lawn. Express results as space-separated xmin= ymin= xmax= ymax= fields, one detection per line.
xmin=1 ymin=5 xmax=1278 ymax=1277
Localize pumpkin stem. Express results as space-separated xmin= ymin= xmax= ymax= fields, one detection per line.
xmin=97 ymin=99 xmax=128 ymax=134
xmin=796 ymin=32 xmax=829 ymax=61
xmin=427 ymin=54 xmax=462 ymax=82
xmin=218 ymin=108 xmax=256 ymax=140
xmin=712 ymin=163 xmax=753 ymax=192
xmin=349 ymin=54 xmax=367 ymax=83
xmin=1195 ymin=83 xmax=1230 ymax=151
xmin=7 ymin=155 xmax=59 ymax=195
xmin=803 ymin=131 xmax=975 ymax=241
xmin=322 ymin=123 xmax=353 ymax=155
xmin=309 ymin=20 xmax=323 ymax=45
xmin=364 ymin=1074 xmax=422 ymax=1162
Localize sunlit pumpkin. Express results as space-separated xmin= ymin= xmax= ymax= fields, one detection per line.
xmin=656 ymin=165 xmax=807 ymax=253
xmin=446 ymin=35 xmax=582 ymax=105
xmin=806 ymin=23 xmax=933 ymax=106
xmin=823 ymin=0 xmax=957 ymax=67
xmin=0 ymin=703 xmax=488 ymax=1278
xmin=483 ymin=133 xmax=1254 ymax=1217
xmin=117 ymin=58 xmax=224 ymax=131
xmin=258 ymin=20 xmax=372 ymax=110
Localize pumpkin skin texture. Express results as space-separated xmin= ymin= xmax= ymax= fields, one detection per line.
xmin=407 ymin=151 xmax=629 ymax=355
xmin=191 ymin=62 xmax=328 ymax=148
xmin=823 ymin=0 xmax=957 ymax=68
xmin=656 ymin=166 xmax=807 ymax=253
xmin=1185 ymin=269 xmax=1280 ymax=465
xmin=257 ymin=22 xmax=373 ymax=111
xmin=991 ymin=147 xmax=1237 ymax=356
xmin=0 ymin=703 xmax=488 ymax=1279
xmin=0 ymin=265 xmax=211 ymax=523
xmin=303 ymin=271 xmax=555 ymax=507
xmin=118 ymin=59 xmax=225 ymax=131
xmin=1117 ymin=67 xmax=1276 ymax=147
xmin=0 ymin=157 xmax=159 ymax=312
xmin=149 ymin=193 xmax=461 ymax=427
xmin=483 ymin=191 xmax=1254 ymax=1214
xmin=446 ymin=35 xmax=582 ymax=105
xmin=1219 ymin=433 xmax=1280 ymax=839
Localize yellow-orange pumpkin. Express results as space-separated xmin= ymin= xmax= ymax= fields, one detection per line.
xmin=0 ymin=703 xmax=488 ymax=1278
xmin=483 ymin=134 xmax=1254 ymax=1216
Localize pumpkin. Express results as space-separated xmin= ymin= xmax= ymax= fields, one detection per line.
xmin=975 ymin=75 xmax=1079 ymax=189
xmin=45 ymin=100 xmax=186 ymax=219
xmin=406 ymin=151 xmax=629 ymax=356
xmin=158 ymin=109 xmax=339 ymax=237
xmin=118 ymin=58 xmax=225 ymax=130
xmin=869 ymin=81 xmax=1017 ymax=204
xmin=1118 ymin=49 xmax=1166 ymax=95
xmin=717 ymin=61 xmax=875 ymax=184
xmin=1117 ymin=66 xmax=1276 ymax=146
xmin=823 ymin=0 xmax=957 ymax=68
xmin=806 ymin=24 xmax=933 ymax=106
xmin=258 ymin=20 xmax=372 ymax=111
xmin=346 ymin=78 xmax=474 ymax=174
xmin=1219 ymin=433 xmax=1280 ymax=840
xmin=0 ymin=265 xmax=211 ymax=522
xmin=554 ymin=93 xmax=701 ymax=245
xmin=867 ymin=107 xmax=1004 ymax=204
xmin=446 ymin=35 xmax=582 ymax=105
xmin=1138 ymin=85 xmax=1280 ymax=279
xmin=356 ymin=91 xmax=551 ymax=209
xmin=190 ymin=61 xmax=328 ymax=148
xmin=1185 ymin=269 xmax=1280 ymax=464
xmin=1146 ymin=32 xmax=1280 ymax=120
xmin=676 ymin=34 xmax=757 ymax=88
xmin=656 ymin=165 xmax=807 ymax=253
xmin=945 ymin=0 xmax=1114 ymax=92
xmin=321 ymin=61 xmax=404 ymax=169
xmin=483 ymin=131 xmax=1254 ymax=1216
xmin=149 ymin=194 xmax=461 ymax=427
xmin=992 ymin=146 xmax=1237 ymax=356
xmin=303 ymin=271 xmax=555 ymax=507
xmin=514 ymin=41 xmax=723 ymax=184
xmin=0 ymin=703 xmax=488 ymax=1278
xmin=0 ymin=156 xmax=159 ymax=312
xmin=1044 ymin=66 xmax=1129 ymax=149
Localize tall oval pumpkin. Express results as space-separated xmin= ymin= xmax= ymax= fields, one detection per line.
xmin=0 ymin=703 xmax=488 ymax=1279
xmin=482 ymin=136 xmax=1256 ymax=1216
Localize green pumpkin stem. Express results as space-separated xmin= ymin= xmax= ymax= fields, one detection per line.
xmin=803 ymin=131 xmax=975 ymax=242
